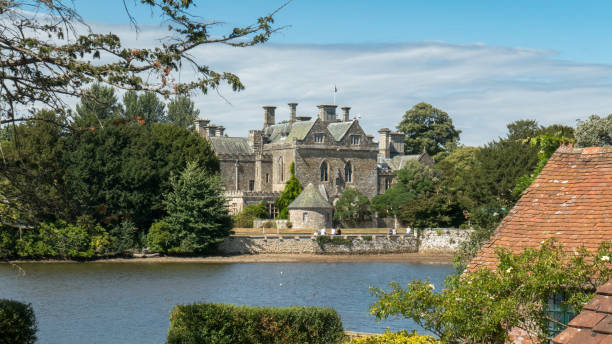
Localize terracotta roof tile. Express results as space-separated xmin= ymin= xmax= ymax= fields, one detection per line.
xmin=598 ymin=281 xmax=612 ymax=296
xmin=555 ymin=279 xmax=612 ymax=344
xmin=468 ymin=145 xmax=612 ymax=272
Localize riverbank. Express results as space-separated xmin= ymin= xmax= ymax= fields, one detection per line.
xmin=3 ymin=252 xmax=455 ymax=264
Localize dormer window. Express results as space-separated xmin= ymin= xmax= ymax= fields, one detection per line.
xmin=350 ymin=135 xmax=360 ymax=145
xmin=314 ymin=134 xmax=324 ymax=143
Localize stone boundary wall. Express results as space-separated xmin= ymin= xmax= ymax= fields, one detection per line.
xmin=218 ymin=229 xmax=472 ymax=255
xmin=418 ymin=228 xmax=473 ymax=253
xmin=252 ymin=219 xmax=289 ymax=230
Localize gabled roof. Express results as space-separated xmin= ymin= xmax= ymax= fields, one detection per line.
xmin=288 ymin=183 xmax=333 ymax=209
xmin=209 ymin=137 xmax=253 ymax=154
xmin=264 ymin=121 xmax=316 ymax=144
xmin=553 ymin=279 xmax=612 ymax=344
xmin=377 ymin=152 xmax=434 ymax=170
xmin=469 ymin=145 xmax=612 ymax=271
xmin=327 ymin=121 xmax=355 ymax=141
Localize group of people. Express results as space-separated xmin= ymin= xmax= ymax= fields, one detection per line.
xmin=387 ymin=226 xmax=412 ymax=235
xmin=314 ymin=227 xmax=342 ymax=236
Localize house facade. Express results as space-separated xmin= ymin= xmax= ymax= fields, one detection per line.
xmin=195 ymin=103 xmax=433 ymax=216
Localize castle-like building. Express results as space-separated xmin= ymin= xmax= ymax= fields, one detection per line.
xmin=194 ymin=103 xmax=433 ymax=218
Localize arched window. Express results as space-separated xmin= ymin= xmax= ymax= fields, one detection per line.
xmin=344 ymin=162 xmax=353 ymax=183
xmin=278 ymin=157 xmax=284 ymax=182
xmin=320 ymin=161 xmax=328 ymax=182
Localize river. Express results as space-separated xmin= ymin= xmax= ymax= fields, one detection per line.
xmin=0 ymin=262 xmax=454 ymax=344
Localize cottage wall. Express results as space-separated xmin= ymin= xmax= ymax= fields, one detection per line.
xmin=289 ymin=208 xmax=332 ymax=229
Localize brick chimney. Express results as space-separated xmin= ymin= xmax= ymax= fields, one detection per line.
xmin=288 ymin=102 xmax=298 ymax=124
xmin=341 ymin=107 xmax=351 ymax=122
xmin=193 ymin=118 xmax=210 ymax=136
xmin=263 ymin=106 xmax=276 ymax=129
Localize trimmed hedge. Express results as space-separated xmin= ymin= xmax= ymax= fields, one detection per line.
xmin=167 ymin=303 xmax=345 ymax=344
xmin=0 ymin=299 xmax=37 ymax=344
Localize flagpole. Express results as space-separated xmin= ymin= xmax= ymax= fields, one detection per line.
xmin=333 ymin=84 xmax=336 ymax=105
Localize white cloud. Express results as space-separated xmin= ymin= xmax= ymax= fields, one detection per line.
xmin=92 ymin=24 xmax=612 ymax=145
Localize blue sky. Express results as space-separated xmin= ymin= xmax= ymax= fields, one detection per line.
xmin=71 ymin=1 xmax=612 ymax=145
xmin=77 ymin=1 xmax=612 ymax=64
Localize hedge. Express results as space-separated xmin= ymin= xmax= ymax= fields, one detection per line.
xmin=0 ymin=299 xmax=37 ymax=344
xmin=167 ymin=303 xmax=345 ymax=344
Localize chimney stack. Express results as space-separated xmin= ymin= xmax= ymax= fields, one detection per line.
xmin=317 ymin=105 xmax=338 ymax=122
xmin=341 ymin=107 xmax=351 ymax=122
xmin=263 ymin=106 xmax=276 ymax=129
xmin=288 ymin=102 xmax=298 ymax=124
xmin=378 ymin=128 xmax=391 ymax=159
xmin=193 ymin=118 xmax=210 ymax=136
xmin=216 ymin=126 xmax=225 ymax=137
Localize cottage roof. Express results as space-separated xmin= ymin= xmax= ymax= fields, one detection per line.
xmin=327 ymin=121 xmax=355 ymax=141
xmin=553 ymin=279 xmax=612 ymax=344
xmin=468 ymin=145 xmax=612 ymax=271
xmin=208 ymin=137 xmax=253 ymax=154
xmin=288 ymin=183 xmax=333 ymax=209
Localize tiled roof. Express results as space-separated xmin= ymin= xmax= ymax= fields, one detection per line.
xmin=264 ymin=121 xmax=316 ymax=143
xmin=468 ymin=145 xmax=612 ymax=271
xmin=209 ymin=137 xmax=253 ymax=154
xmin=553 ymin=279 xmax=612 ymax=344
xmin=288 ymin=183 xmax=333 ymax=209
xmin=327 ymin=121 xmax=355 ymax=141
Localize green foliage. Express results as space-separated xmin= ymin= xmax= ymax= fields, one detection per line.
xmin=345 ymin=329 xmax=442 ymax=344
xmin=123 ymin=91 xmax=166 ymax=124
xmin=333 ymin=188 xmax=371 ymax=227
xmin=167 ymin=96 xmax=201 ymax=129
xmin=0 ymin=299 xmax=37 ymax=344
xmin=163 ymin=162 xmax=232 ymax=254
xmin=506 ymin=119 xmax=541 ymax=141
xmin=397 ymin=102 xmax=461 ymax=158
xmin=63 ymin=122 xmax=218 ymax=230
xmin=167 ymin=303 xmax=345 ymax=344
xmin=275 ymin=163 xmax=302 ymax=219
xmin=400 ymin=193 xmax=464 ymax=229
xmin=147 ymin=221 xmax=173 ymax=254
xmin=75 ymin=84 xmax=123 ymax=127
xmin=233 ymin=202 xmax=269 ymax=228
xmin=575 ymin=114 xmax=612 ymax=147
xmin=1 ymin=0 xmax=279 ymax=125
xmin=316 ymin=236 xmax=353 ymax=249
xmin=371 ymin=240 xmax=612 ymax=343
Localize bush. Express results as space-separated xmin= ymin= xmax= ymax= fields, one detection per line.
xmin=316 ymin=236 xmax=353 ymax=249
xmin=167 ymin=303 xmax=345 ymax=344
xmin=263 ymin=221 xmax=275 ymax=229
xmin=345 ymin=330 xmax=442 ymax=344
xmin=233 ymin=202 xmax=268 ymax=228
xmin=147 ymin=221 xmax=173 ymax=253
xmin=0 ymin=299 xmax=37 ymax=344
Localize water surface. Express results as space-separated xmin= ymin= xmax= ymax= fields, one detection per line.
xmin=0 ymin=262 xmax=454 ymax=344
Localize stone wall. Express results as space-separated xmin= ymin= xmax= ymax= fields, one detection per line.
xmin=218 ymin=229 xmax=473 ymax=255
xmin=418 ymin=228 xmax=473 ymax=252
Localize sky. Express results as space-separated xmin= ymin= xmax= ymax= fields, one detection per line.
xmin=71 ymin=0 xmax=612 ymax=146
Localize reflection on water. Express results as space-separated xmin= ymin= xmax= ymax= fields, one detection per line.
xmin=0 ymin=262 xmax=454 ymax=344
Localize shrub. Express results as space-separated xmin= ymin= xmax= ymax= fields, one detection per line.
xmin=233 ymin=202 xmax=268 ymax=228
xmin=147 ymin=221 xmax=173 ymax=253
xmin=263 ymin=221 xmax=275 ymax=229
xmin=167 ymin=303 xmax=345 ymax=344
xmin=0 ymin=299 xmax=37 ymax=344
xmin=345 ymin=330 xmax=442 ymax=344
xmin=361 ymin=235 xmax=372 ymax=241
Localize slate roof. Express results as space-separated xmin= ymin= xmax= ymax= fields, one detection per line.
xmin=327 ymin=121 xmax=355 ymax=141
xmin=377 ymin=153 xmax=434 ymax=170
xmin=264 ymin=121 xmax=316 ymax=143
xmin=208 ymin=137 xmax=253 ymax=154
xmin=553 ymin=279 xmax=612 ymax=344
xmin=468 ymin=145 xmax=612 ymax=272
xmin=288 ymin=183 xmax=333 ymax=209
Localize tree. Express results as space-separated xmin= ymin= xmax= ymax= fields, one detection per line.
xmin=397 ymin=102 xmax=461 ymax=158
xmin=575 ymin=114 xmax=612 ymax=147
xmin=167 ymin=96 xmax=201 ymax=129
xmin=275 ymin=163 xmax=302 ymax=219
xmin=333 ymin=188 xmax=371 ymax=227
xmin=1 ymin=0 xmax=283 ymax=126
xmin=371 ymin=240 xmax=612 ymax=344
xmin=63 ymin=122 xmax=218 ymax=230
xmin=74 ymin=84 xmax=123 ymax=127
xmin=506 ymin=119 xmax=541 ymax=141
xmin=163 ymin=162 xmax=232 ymax=254
xmin=122 ymin=91 xmax=166 ymax=124
xmin=233 ymin=202 xmax=269 ymax=228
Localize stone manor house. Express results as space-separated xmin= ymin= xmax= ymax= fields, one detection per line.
xmin=194 ymin=103 xmax=433 ymax=225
